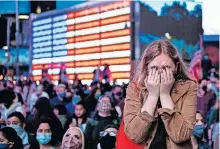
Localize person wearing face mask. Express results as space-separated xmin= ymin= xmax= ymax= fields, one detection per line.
xmin=207 ymin=77 xmax=219 ymax=97
xmin=85 ymin=95 xmax=120 ymax=149
xmin=25 ymin=119 xmax=60 ymax=149
xmin=97 ymin=124 xmax=118 ymax=149
xmin=111 ymin=85 xmax=123 ymax=106
xmin=0 ymin=127 xmax=23 ymax=149
xmin=191 ymin=111 xmax=211 ymax=149
xmin=26 ymin=97 xmax=63 ymax=143
xmin=30 ymin=85 xmax=49 ymax=112
xmin=0 ymin=89 xmax=24 ymax=124
xmin=51 ymin=84 xmax=74 ymax=116
xmin=50 ymin=84 xmax=67 ymax=107
xmin=7 ymin=112 xmax=29 ymax=146
xmin=197 ymin=79 xmax=215 ymax=119
xmin=61 ymin=127 xmax=86 ymax=149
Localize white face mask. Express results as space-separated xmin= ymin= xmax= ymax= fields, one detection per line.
xmin=207 ymin=84 xmax=213 ymax=90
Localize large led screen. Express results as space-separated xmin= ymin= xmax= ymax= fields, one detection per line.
xmin=31 ymin=1 xmax=131 ymax=84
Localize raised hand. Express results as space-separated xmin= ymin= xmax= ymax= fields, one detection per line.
xmin=160 ymin=66 xmax=175 ymax=97
xmin=145 ymin=66 xmax=160 ymax=98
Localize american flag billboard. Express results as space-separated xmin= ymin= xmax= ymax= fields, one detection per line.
xmin=31 ymin=1 xmax=131 ymax=84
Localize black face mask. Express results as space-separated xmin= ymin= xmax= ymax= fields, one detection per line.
xmin=115 ymin=92 xmax=122 ymax=97
xmin=202 ymin=86 xmax=207 ymax=91
xmin=99 ymin=134 xmax=116 ymax=149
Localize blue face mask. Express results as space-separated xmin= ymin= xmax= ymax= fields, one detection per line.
xmin=95 ymin=93 xmax=101 ymax=99
xmin=73 ymin=96 xmax=80 ymax=104
xmin=36 ymin=133 xmax=52 ymax=145
xmin=193 ymin=125 xmax=205 ymax=138
xmin=58 ymin=92 xmax=66 ymax=98
xmin=0 ymin=143 xmax=10 ymax=149
xmin=8 ymin=124 xmax=24 ymax=136
xmin=84 ymin=89 xmax=90 ymax=95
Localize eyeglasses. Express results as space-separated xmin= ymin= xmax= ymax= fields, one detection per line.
xmin=99 ymin=131 xmax=117 ymax=137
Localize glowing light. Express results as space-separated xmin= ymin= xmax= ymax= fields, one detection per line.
xmin=75 ymin=47 xmax=100 ymax=55
xmin=33 ymin=52 xmax=52 ymax=59
xmin=75 ymin=7 xmax=99 ymax=17
xmin=101 ymin=57 xmax=130 ymax=65
xmin=53 ymin=15 xmax=67 ymax=22
xmin=53 ymin=20 xmax=67 ymax=28
xmin=75 ymin=66 xmax=96 ymax=73
xmin=101 ymin=43 xmax=130 ymax=52
xmin=32 ymin=58 xmax=52 ymax=64
xmin=66 ymin=68 xmax=75 ymax=74
xmin=52 ymin=56 xmax=74 ymax=63
xmin=75 ymin=60 xmax=100 ymax=67
xmin=75 ymin=20 xmax=99 ymax=30
xmin=32 ymin=70 xmax=42 ymax=75
xmin=53 ymin=51 xmax=67 ymax=57
xmin=101 ymin=7 xmax=130 ymax=19
xmin=109 ymin=64 xmax=131 ymax=72
xmin=101 ymin=36 xmax=130 ymax=45
xmin=75 ymin=27 xmax=100 ymax=36
xmin=66 ymin=19 xmax=75 ymax=25
xmin=33 ymin=24 xmax=51 ymax=32
xmin=33 ymin=41 xmax=51 ymax=48
xmin=101 ymin=22 xmax=130 ymax=32
xmin=33 ymin=35 xmax=52 ymax=42
xmin=74 ymin=53 xmax=100 ymax=61
xmin=3 ymin=46 xmax=8 ymax=50
xmin=53 ymin=39 xmax=67 ymax=45
xmin=74 ymin=40 xmax=100 ymax=49
xmin=53 ymin=27 xmax=67 ymax=34
xmin=53 ymin=45 xmax=66 ymax=51
xmin=75 ymin=34 xmax=100 ymax=42
xmin=18 ymin=15 xmax=29 ymax=19
xmin=101 ymin=14 xmax=130 ymax=25
xmin=33 ymin=18 xmax=52 ymax=27
xmin=101 ymin=50 xmax=130 ymax=59
xmin=112 ymin=72 xmax=130 ymax=79
xmin=75 ymin=13 xmax=100 ymax=24
xmin=33 ymin=30 xmax=51 ymax=37
xmin=81 ymin=80 xmax=93 ymax=85
xmin=101 ymin=29 xmax=130 ymax=39
xmin=101 ymin=1 xmax=130 ymax=12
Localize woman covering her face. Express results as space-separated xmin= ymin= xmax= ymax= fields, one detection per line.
xmin=61 ymin=127 xmax=85 ymax=149
xmin=122 ymin=40 xmax=197 ymax=149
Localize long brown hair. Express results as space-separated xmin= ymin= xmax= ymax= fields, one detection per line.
xmin=133 ymin=40 xmax=192 ymax=87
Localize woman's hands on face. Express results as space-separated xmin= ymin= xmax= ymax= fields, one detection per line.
xmin=145 ymin=67 xmax=160 ymax=98
xmin=160 ymin=66 xmax=175 ymax=97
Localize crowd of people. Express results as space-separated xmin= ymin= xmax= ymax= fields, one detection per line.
xmin=0 ymin=73 xmax=126 ymax=149
xmin=0 ymin=40 xmax=218 ymax=149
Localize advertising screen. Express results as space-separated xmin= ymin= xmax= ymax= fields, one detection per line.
xmin=31 ymin=1 xmax=131 ymax=84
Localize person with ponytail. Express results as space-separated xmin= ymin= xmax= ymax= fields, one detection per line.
xmin=0 ymin=127 xmax=23 ymax=149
